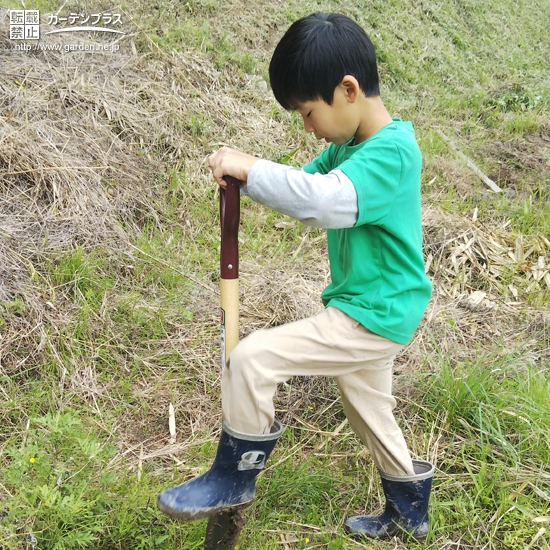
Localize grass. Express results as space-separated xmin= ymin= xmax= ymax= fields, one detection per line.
xmin=1 ymin=0 xmax=549 ymax=548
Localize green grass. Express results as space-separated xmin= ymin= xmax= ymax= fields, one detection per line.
xmin=1 ymin=0 xmax=549 ymax=548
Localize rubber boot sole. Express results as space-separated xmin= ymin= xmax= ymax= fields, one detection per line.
xmin=346 ymin=522 xmax=428 ymax=541
xmin=156 ymin=495 xmax=253 ymax=521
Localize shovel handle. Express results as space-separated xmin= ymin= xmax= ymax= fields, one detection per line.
xmin=220 ymin=177 xmax=240 ymax=280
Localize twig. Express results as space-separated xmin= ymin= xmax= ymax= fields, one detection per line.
xmin=314 ymin=418 xmax=348 ymax=451
xmin=137 ymin=444 xmax=144 ymax=482
xmin=436 ymin=129 xmax=503 ymax=193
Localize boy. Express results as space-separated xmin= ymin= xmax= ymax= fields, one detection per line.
xmin=158 ymin=12 xmax=434 ymax=540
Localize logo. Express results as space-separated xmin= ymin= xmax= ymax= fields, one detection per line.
xmin=238 ymin=451 xmax=266 ymax=471
xmin=7 ymin=9 xmax=125 ymax=53
xmin=220 ymin=307 xmax=226 ymax=372
xmin=9 ymin=10 xmax=125 ymax=38
xmin=44 ymin=12 xmax=125 ymax=36
xmin=9 ymin=10 xmax=40 ymax=40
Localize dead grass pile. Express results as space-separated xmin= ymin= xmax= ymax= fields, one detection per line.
xmin=423 ymin=205 xmax=550 ymax=303
xmin=0 ymin=20 xmax=161 ymax=373
xmin=0 ymin=10 xmax=293 ymax=373
xmin=0 ymin=30 xmax=154 ymax=299
xmin=484 ymin=131 xmax=550 ymax=189
xmin=239 ymin=260 xmax=327 ymax=333
xmin=396 ymin=204 xmax=549 ymax=376
xmin=0 ymin=10 xmax=294 ymax=286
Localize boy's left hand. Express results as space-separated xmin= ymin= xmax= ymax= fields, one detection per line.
xmin=208 ymin=147 xmax=259 ymax=188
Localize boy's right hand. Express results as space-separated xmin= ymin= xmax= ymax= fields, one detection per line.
xmin=208 ymin=147 xmax=259 ymax=188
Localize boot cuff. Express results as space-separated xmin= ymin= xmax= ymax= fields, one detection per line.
xmin=380 ymin=459 xmax=435 ymax=482
xmin=223 ymin=419 xmax=285 ymax=441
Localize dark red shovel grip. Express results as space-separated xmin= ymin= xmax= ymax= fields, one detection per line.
xmin=220 ymin=176 xmax=240 ymax=280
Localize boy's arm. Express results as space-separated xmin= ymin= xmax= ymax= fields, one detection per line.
xmin=208 ymin=146 xmax=358 ymax=229
xmin=244 ymin=159 xmax=357 ymax=229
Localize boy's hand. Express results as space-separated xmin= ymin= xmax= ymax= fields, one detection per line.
xmin=208 ymin=147 xmax=259 ymax=187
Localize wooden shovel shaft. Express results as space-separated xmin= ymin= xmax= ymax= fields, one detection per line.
xmin=205 ymin=176 xmax=244 ymax=550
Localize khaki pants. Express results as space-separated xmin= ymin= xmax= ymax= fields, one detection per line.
xmin=222 ymin=306 xmax=414 ymax=476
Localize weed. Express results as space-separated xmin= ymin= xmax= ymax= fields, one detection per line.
xmin=1 ymin=412 xmax=114 ymax=549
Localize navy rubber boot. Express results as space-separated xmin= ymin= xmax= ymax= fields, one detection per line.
xmin=345 ymin=459 xmax=434 ymax=539
xmin=157 ymin=420 xmax=284 ymax=520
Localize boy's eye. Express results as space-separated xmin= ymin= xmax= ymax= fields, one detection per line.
xmin=306 ymin=111 xmax=312 ymax=117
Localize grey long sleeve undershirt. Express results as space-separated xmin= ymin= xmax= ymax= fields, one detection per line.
xmin=241 ymin=159 xmax=358 ymax=229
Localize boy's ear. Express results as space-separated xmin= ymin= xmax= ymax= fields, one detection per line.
xmin=340 ymin=75 xmax=361 ymax=103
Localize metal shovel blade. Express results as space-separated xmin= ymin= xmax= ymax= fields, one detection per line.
xmin=204 ymin=509 xmax=245 ymax=549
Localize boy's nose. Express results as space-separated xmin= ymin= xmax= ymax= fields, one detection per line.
xmin=300 ymin=115 xmax=314 ymax=134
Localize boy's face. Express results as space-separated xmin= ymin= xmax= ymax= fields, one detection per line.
xmin=294 ymin=82 xmax=359 ymax=146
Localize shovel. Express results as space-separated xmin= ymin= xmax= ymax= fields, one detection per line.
xmin=204 ymin=175 xmax=244 ymax=549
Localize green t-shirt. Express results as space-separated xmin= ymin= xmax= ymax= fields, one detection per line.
xmin=303 ymin=119 xmax=432 ymax=344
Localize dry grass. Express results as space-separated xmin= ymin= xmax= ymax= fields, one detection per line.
xmin=0 ymin=8 xmax=293 ymax=372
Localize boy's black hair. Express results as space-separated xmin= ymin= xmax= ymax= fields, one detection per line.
xmin=269 ymin=13 xmax=380 ymax=110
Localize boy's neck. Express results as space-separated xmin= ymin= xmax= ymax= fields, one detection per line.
xmin=353 ymin=96 xmax=393 ymax=144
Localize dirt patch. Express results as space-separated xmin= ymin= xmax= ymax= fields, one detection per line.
xmin=484 ymin=131 xmax=550 ymax=192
